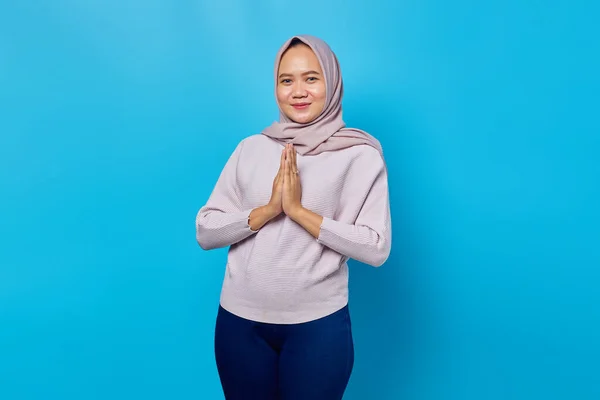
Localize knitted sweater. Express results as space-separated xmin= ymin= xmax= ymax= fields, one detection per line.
xmin=196 ymin=134 xmax=391 ymax=324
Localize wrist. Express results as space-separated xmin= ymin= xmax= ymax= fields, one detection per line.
xmin=265 ymin=203 xmax=282 ymax=219
xmin=287 ymin=205 xmax=305 ymax=221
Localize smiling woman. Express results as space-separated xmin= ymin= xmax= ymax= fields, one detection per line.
xmin=276 ymin=38 xmax=327 ymax=123
xmin=195 ymin=34 xmax=391 ymax=400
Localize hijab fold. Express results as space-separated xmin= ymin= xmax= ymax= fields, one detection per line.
xmin=261 ymin=35 xmax=383 ymax=157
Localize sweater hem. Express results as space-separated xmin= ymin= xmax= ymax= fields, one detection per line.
xmin=218 ymin=295 xmax=348 ymax=325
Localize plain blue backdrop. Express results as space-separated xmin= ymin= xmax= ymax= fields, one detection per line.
xmin=1 ymin=1 xmax=599 ymax=399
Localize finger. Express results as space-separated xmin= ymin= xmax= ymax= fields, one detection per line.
xmin=283 ymin=162 xmax=290 ymax=188
xmin=289 ymin=146 xmax=297 ymax=175
xmin=291 ymin=159 xmax=297 ymax=179
xmin=293 ymin=150 xmax=298 ymax=174
xmin=277 ymin=151 xmax=285 ymax=181
xmin=286 ymin=155 xmax=292 ymax=181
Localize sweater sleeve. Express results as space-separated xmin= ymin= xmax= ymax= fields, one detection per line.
xmin=316 ymin=161 xmax=392 ymax=267
xmin=195 ymin=141 xmax=257 ymax=250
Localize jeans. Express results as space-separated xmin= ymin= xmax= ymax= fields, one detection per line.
xmin=214 ymin=304 xmax=354 ymax=400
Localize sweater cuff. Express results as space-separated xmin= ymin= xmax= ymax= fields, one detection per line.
xmin=316 ymin=216 xmax=340 ymax=245
xmin=210 ymin=208 xmax=256 ymax=241
xmin=237 ymin=208 xmax=255 ymax=232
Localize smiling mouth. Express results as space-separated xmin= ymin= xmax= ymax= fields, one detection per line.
xmin=291 ymin=103 xmax=310 ymax=110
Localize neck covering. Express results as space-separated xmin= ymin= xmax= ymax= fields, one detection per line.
xmin=261 ymin=35 xmax=383 ymax=156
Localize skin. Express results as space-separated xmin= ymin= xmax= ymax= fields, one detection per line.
xmin=276 ymin=43 xmax=326 ymax=124
xmin=248 ymin=43 xmax=326 ymax=236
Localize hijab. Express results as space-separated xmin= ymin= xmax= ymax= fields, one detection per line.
xmin=261 ymin=35 xmax=383 ymax=157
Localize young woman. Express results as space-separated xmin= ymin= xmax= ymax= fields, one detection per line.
xmin=196 ymin=34 xmax=392 ymax=400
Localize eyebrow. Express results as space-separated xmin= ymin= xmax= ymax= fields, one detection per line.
xmin=278 ymin=70 xmax=321 ymax=78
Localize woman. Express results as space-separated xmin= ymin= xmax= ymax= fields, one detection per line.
xmin=196 ymin=35 xmax=392 ymax=399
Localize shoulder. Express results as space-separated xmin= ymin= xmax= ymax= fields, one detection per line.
xmin=225 ymin=134 xmax=282 ymax=167
xmin=242 ymin=133 xmax=276 ymax=145
xmin=236 ymin=134 xmax=279 ymax=153
xmin=225 ymin=134 xmax=273 ymax=155
xmin=317 ymin=144 xmax=387 ymax=186
xmin=343 ymin=144 xmax=387 ymax=172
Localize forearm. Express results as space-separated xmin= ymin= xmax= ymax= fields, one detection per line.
xmin=196 ymin=203 xmax=281 ymax=250
xmin=316 ymin=216 xmax=391 ymax=267
xmin=249 ymin=204 xmax=281 ymax=231
xmin=288 ymin=206 xmax=324 ymax=238
xmin=289 ymin=206 xmax=390 ymax=266
xmin=196 ymin=208 xmax=255 ymax=250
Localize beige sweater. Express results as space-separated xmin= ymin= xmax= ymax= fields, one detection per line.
xmin=196 ymin=134 xmax=391 ymax=324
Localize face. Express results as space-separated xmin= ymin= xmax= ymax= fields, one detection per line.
xmin=276 ymin=44 xmax=326 ymax=124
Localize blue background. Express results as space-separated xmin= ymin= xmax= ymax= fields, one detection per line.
xmin=1 ymin=1 xmax=599 ymax=399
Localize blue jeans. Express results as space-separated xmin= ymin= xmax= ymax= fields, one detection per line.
xmin=214 ymin=304 xmax=354 ymax=400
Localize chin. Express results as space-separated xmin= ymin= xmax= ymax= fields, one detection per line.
xmin=286 ymin=109 xmax=317 ymax=124
xmin=291 ymin=114 xmax=315 ymax=123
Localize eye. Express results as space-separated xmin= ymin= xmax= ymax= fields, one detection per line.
xmin=307 ymin=77 xmax=318 ymax=82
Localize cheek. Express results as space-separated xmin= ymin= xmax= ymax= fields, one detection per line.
xmin=309 ymin=84 xmax=327 ymax=103
xmin=276 ymin=86 xmax=290 ymax=104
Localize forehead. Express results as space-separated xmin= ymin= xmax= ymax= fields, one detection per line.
xmin=278 ymin=44 xmax=323 ymax=73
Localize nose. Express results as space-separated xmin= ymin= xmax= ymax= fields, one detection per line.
xmin=292 ymin=82 xmax=308 ymax=98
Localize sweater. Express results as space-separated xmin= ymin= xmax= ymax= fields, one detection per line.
xmin=195 ymin=134 xmax=392 ymax=324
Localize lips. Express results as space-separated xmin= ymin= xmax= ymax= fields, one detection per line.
xmin=291 ymin=103 xmax=310 ymax=110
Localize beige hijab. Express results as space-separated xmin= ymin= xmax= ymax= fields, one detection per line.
xmin=261 ymin=35 xmax=383 ymax=156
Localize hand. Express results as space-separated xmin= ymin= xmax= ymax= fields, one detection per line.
xmin=282 ymin=144 xmax=303 ymax=217
xmin=267 ymin=147 xmax=286 ymax=216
